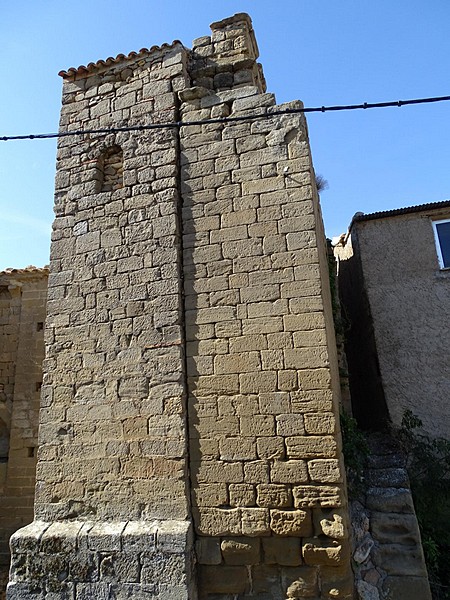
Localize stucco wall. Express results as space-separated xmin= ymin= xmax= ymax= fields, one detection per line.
xmin=337 ymin=207 xmax=450 ymax=438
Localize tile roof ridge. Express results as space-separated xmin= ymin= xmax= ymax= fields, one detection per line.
xmin=0 ymin=266 xmax=49 ymax=276
xmin=59 ymin=40 xmax=183 ymax=80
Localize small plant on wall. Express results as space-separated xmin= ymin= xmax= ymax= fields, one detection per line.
xmin=340 ymin=410 xmax=369 ymax=498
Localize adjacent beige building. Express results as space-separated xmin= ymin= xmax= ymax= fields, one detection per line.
xmin=0 ymin=267 xmax=48 ymax=589
xmin=334 ymin=201 xmax=450 ymax=438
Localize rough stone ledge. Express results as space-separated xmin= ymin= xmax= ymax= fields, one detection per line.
xmin=10 ymin=519 xmax=192 ymax=554
xmin=7 ymin=520 xmax=195 ymax=600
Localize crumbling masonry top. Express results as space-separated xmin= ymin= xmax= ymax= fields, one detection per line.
xmin=58 ymin=12 xmax=259 ymax=81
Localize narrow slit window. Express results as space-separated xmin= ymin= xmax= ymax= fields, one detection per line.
xmin=96 ymin=145 xmax=123 ymax=193
xmin=432 ymin=219 xmax=450 ymax=269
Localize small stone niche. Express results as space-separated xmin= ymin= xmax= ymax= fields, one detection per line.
xmin=96 ymin=145 xmax=124 ymax=192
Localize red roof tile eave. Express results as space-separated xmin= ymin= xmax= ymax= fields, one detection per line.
xmin=0 ymin=266 xmax=49 ymax=277
xmin=58 ymin=40 xmax=184 ymax=80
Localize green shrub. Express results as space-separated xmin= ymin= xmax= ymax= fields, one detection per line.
xmin=398 ymin=411 xmax=450 ymax=599
xmin=340 ymin=410 xmax=369 ymax=497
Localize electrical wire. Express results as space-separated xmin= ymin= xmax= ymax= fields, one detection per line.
xmin=1 ymin=94 xmax=449 ymax=142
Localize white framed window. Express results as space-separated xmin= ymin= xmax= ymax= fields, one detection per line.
xmin=432 ymin=219 xmax=450 ymax=269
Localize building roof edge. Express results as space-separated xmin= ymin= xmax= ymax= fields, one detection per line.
xmin=0 ymin=266 xmax=49 ymax=277
xmin=350 ymin=199 xmax=450 ymax=227
xmin=58 ymin=40 xmax=184 ymax=80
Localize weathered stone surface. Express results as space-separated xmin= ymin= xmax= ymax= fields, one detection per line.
xmin=357 ymin=580 xmax=380 ymax=600
xmin=198 ymin=565 xmax=250 ymax=595
xmin=195 ymin=508 xmax=241 ymax=536
xmin=353 ymin=534 xmax=374 ymax=564
xmin=314 ymin=510 xmax=347 ymax=539
xmin=286 ymin=436 xmax=338 ymax=459
xmin=302 ymin=539 xmax=348 ymax=566
xmin=349 ymin=435 xmax=432 ymax=600
xmin=220 ymin=537 xmax=260 ymax=565
xmin=308 ymin=458 xmax=342 ymax=483
xmin=382 ymin=575 xmax=432 ymax=600
xmin=365 ymin=487 xmax=414 ymax=513
xmin=370 ymin=512 xmax=421 ymax=546
xmin=293 ymin=485 xmax=343 ymax=508
xmin=371 ymin=543 xmax=428 ymax=577
xmin=0 ymin=270 xmax=47 ymax=575
xmin=8 ymin=520 xmax=193 ymax=598
xmin=365 ymin=468 xmax=409 ymax=488
xmin=282 ymin=566 xmax=318 ymax=598
xmin=257 ymin=484 xmax=291 ymax=508
xmin=263 ymin=538 xmax=302 ymax=566
xmin=251 ymin=564 xmax=284 ymax=596
xmin=195 ymin=537 xmax=221 ymax=565
xmin=270 ymin=510 xmax=312 ymax=537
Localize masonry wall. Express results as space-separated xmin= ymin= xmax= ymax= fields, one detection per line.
xmin=336 ymin=208 xmax=450 ymax=438
xmin=35 ymin=43 xmax=191 ymax=526
xmin=181 ymin=19 xmax=351 ymax=595
xmin=8 ymin=14 xmax=352 ymax=600
xmin=0 ymin=270 xmax=47 ymax=575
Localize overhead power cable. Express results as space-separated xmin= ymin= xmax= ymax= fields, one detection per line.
xmin=1 ymin=94 xmax=449 ymax=142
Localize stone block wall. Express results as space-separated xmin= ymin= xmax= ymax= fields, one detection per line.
xmin=8 ymin=14 xmax=352 ymax=599
xmin=9 ymin=519 xmax=194 ymax=600
xmin=182 ymin=89 xmax=353 ymax=592
xmin=9 ymin=38 xmax=196 ymax=600
xmin=351 ymin=433 xmax=432 ymax=600
xmin=0 ymin=269 xmax=47 ymax=575
xmin=181 ymin=15 xmax=351 ymax=598
xmin=35 ymin=40 xmax=190 ymax=525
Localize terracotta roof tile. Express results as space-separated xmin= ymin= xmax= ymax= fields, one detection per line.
xmin=0 ymin=266 xmax=49 ymax=276
xmin=59 ymin=41 xmax=183 ymax=80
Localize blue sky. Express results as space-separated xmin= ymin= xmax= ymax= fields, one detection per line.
xmin=1 ymin=0 xmax=450 ymax=269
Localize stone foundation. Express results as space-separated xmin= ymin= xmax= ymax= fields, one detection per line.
xmin=8 ymin=520 xmax=195 ymax=600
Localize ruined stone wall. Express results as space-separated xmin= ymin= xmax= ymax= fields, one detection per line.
xmin=8 ymin=14 xmax=352 ymax=599
xmin=0 ymin=269 xmax=47 ymax=569
xmin=351 ymin=433 xmax=431 ymax=600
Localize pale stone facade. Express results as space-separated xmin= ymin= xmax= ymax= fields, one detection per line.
xmin=7 ymin=14 xmax=353 ymax=599
xmin=334 ymin=201 xmax=450 ymax=438
xmin=0 ymin=268 xmax=48 ymax=590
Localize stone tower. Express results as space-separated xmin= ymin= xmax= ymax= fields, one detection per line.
xmin=8 ymin=14 xmax=353 ymax=599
